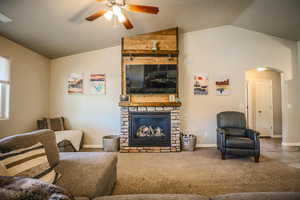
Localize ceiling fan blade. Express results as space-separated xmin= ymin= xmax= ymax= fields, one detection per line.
xmin=86 ymin=10 xmax=107 ymax=21
xmin=122 ymin=15 xmax=134 ymax=30
xmin=127 ymin=4 xmax=159 ymax=14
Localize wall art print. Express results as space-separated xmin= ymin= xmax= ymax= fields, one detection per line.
xmin=68 ymin=73 xmax=84 ymax=94
xmin=193 ymin=74 xmax=209 ymax=95
xmin=215 ymin=73 xmax=230 ymax=96
xmin=89 ymin=74 xmax=106 ymax=95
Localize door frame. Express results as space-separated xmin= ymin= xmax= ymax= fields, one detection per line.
xmin=245 ymin=80 xmax=254 ymax=129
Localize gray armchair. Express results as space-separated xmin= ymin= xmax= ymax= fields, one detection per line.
xmin=216 ymin=111 xmax=260 ymax=162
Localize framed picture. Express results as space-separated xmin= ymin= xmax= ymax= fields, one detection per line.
xmin=89 ymin=74 xmax=106 ymax=95
xmin=215 ymin=73 xmax=230 ymax=96
xmin=193 ymin=74 xmax=209 ymax=95
xmin=68 ymin=73 xmax=84 ymax=94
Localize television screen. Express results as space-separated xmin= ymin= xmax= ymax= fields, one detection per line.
xmin=126 ymin=64 xmax=177 ymax=94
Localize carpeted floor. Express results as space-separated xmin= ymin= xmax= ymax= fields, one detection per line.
xmin=113 ymin=148 xmax=300 ymax=196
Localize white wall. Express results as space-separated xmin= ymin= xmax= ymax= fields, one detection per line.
xmin=50 ymin=46 xmax=121 ymax=147
xmin=179 ymin=26 xmax=296 ymax=145
xmin=0 ymin=35 xmax=50 ymax=137
xmin=50 ymin=26 xmax=298 ymax=146
xmin=245 ymin=70 xmax=282 ymax=136
xmin=283 ymin=41 xmax=300 ymax=145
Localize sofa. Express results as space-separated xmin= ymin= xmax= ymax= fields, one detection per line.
xmin=0 ymin=129 xmax=117 ymax=199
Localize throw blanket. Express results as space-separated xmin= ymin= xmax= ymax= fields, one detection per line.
xmin=0 ymin=176 xmax=74 ymax=200
xmin=55 ymin=130 xmax=83 ymax=151
xmin=57 ymin=140 xmax=76 ymax=152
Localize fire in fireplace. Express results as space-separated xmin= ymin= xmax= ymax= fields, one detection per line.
xmin=129 ymin=112 xmax=171 ymax=147
xmin=136 ymin=125 xmax=165 ymax=137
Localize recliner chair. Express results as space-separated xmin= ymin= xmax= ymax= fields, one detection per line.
xmin=216 ymin=111 xmax=260 ymax=162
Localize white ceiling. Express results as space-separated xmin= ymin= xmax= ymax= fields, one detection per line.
xmin=0 ymin=0 xmax=299 ymax=59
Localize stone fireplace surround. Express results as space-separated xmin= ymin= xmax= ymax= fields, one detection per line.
xmin=120 ymin=106 xmax=181 ymax=153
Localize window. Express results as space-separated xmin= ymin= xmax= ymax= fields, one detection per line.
xmin=0 ymin=57 xmax=10 ymax=119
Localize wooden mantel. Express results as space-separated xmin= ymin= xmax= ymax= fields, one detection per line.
xmin=122 ymin=50 xmax=179 ymax=56
xmin=119 ymin=101 xmax=182 ymax=107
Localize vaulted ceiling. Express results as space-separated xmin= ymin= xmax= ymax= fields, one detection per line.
xmin=0 ymin=0 xmax=299 ymax=59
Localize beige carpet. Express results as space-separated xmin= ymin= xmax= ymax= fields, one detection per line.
xmin=113 ymin=149 xmax=300 ymax=196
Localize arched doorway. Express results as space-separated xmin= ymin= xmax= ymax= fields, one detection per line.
xmin=245 ymin=67 xmax=285 ymax=148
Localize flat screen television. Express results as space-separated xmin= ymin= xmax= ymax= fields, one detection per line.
xmin=126 ymin=64 xmax=177 ymax=94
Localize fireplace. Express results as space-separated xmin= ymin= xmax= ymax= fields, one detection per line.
xmin=120 ymin=106 xmax=181 ymax=153
xmin=129 ymin=112 xmax=171 ymax=147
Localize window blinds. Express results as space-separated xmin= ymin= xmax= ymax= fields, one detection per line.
xmin=0 ymin=56 xmax=10 ymax=119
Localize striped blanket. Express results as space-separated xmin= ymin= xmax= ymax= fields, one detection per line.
xmin=0 ymin=143 xmax=60 ymax=184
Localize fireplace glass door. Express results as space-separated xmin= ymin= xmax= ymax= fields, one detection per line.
xmin=129 ymin=112 xmax=171 ymax=147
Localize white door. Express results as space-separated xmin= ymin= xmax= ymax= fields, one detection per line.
xmin=255 ymin=80 xmax=273 ymax=137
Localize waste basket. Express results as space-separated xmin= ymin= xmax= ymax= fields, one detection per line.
xmin=181 ymin=134 xmax=197 ymax=151
xmin=103 ymin=135 xmax=120 ymax=152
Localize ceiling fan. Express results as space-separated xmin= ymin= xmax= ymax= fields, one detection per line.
xmin=86 ymin=0 xmax=159 ymax=29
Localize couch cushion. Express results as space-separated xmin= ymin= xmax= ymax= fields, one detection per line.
xmin=46 ymin=117 xmax=65 ymax=131
xmin=94 ymin=194 xmax=209 ymax=200
xmin=0 ymin=129 xmax=59 ymax=168
xmin=217 ymin=112 xmax=246 ymax=129
xmin=212 ymin=192 xmax=300 ymax=200
xmin=226 ymin=137 xmax=254 ymax=149
xmin=56 ymin=152 xmax=117 ymax=199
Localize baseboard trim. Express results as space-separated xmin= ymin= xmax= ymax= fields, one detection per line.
xmin=83 ymin=144 xmax=102 ymax=149
xmin=282 ymin=143 xmax=300 ymax=147
xmin=196 ymin=144 xmax=217 ymax=148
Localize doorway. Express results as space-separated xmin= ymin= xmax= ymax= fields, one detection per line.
xmin=245 ymin=68 xmax=283 ymax=138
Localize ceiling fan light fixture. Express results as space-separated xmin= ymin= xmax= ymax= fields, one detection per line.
xmin=112 ymin=5 xmax=122 ymax=16
xmin=117 ymin=12 xmax=126 ymax=23
xmin=86 ymin=0 xmax=159 ymax=30
xmin=104 ymin=10 xmax=113 ymax=20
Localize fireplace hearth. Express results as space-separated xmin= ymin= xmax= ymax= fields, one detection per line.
xmin=130 ymin=112 xmax=171 ymax=147
xmin=120 ymin=106 xmax=181 ymax=153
